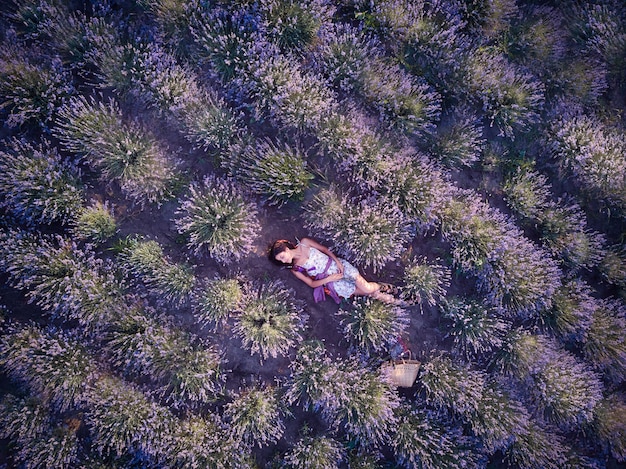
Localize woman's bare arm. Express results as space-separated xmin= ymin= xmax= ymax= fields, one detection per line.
xmin=291 ymin=269 xmax=343 ymax=288
xmin=299 ymin=237 xmax=344 ymax=275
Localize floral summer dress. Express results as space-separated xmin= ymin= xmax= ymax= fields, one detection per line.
xmin=296 ymin=244 xmax=359 ymax=299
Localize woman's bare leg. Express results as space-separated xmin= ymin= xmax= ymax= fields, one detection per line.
xmin=353 ymin=275 xmax=401 ymax=305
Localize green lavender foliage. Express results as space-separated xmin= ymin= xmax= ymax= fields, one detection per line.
xmin=332 ymin=138 xmax=450 ymax=233
xmin=501 ymin=5 xmax=568 ymax=79
xmin=548 ymin=114 xmax=626 ymax=212
xmin=234 ymin=280 xmax=306 ymax=360
xmin=118 ymin=237 xmax=195 ymax=307
xmin=166 ymin=413 xmax=254 ymax=468
xmin=336 ymin=296 xmax=410 ymax=353
xmin=0 ymin=138 xmax=83 ymax=226
xmin=226 ymin=139 xmax=314 ymax=206
xmin=491 ymin=331 xmax=603 ymax=429
xmin=237 ymin=50 xmax=337 ymax=132
xmin=304 ymin=186 xmax=411 ymax=272
xmin=282 ymin=429 xmax=344 ymax=469
xmin=0 ymin=230 xmax=125 ymax=328
xmin=284 ymin=340 xmax=334 ymax=410
xmin=174 ymin=175 xmax=261 ymax=263
xmin=106 ymin=309 xmax=224 ymax=407
xmin=371 ymin=0 xmax=470 ymax=93
xmin=131 ymin=42 xmax=245 ymax=155
xmin=313 ymin=23 xmax=378 ymax=92
xmin=261 ymin=0 xmax=334 ymax=53
xmin=543 ymin=279 xmax=595 ymax=342
xmin=224 ymin=385 xmax=285 ymax=448
xmin=70 ymin=199 xmax=117 ymax=243
xmin=419 ymin=355 xmax=485 ymax=417
xmin=570 ymin=1 xmax=626 ymax=86
xmin=0 ymin=43 xmax=74 ymax=128
xmin=463 ymin=47 xmax=545 ymax=139
xmin=392 ymin=403 xmax=483 ymax=469
xmin=504 ymin=420 xmax=569 ymax=469
xmin=503 ymin=168 xmax=606 ymax=271
xmin=441 ymin=191 xmax=562 ymax=315
xmin=0 ymin=394 xmax=80 ymax=469
xmin=54 ymin=95 xmax=178 ymax=206
xmin=285 ymin=341 xmax=400 ymax=446
xmin=470 ymin=381 xmax=530 ymax=453
xmin=85 ymin=376 xmax=176 ymax=461
xmin=402 ymin=257 xmax=451 ymax=307
xmin=193 ymin=277 xmax=244 ymax=331
xmin=441 ymin=297 xmax=509 ymax=360
xmin=599 ymin=245 xmax=626 ymax=289
xmin=190 ymin=4 xmax=263 ymax=82
xmin=0 ymin=326 xmax=96 ymax=412
xmin=430 ymin=106 xmax=485 ymax=168
xmin=583 ymin=298 xmax=626 ymax=384
xmin=592 ymin=394 xmax=626 ymax=462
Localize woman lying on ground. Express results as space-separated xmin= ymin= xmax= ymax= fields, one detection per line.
xmin=269 ymin=237 xmax=406 ymax=306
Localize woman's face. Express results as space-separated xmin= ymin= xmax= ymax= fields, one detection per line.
xmin=274 ymin=248 xmax=293 ymax=264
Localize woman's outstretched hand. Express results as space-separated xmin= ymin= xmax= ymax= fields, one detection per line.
xmin=335 ymin=260 xmax=344 ymax=275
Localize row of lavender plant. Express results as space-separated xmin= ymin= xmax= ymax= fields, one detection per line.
xmin=0 ymin=323 xmax=252 ymax=467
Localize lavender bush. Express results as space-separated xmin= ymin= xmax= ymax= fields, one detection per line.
xmin=599 ymin=245 xmax=626 ymax=289
xmin=419 ymin=355 xmax=485 ymax=417
xmin=131 ymin=44 xmax=245 ymax=155
xmin=544 ymin=279 xmax=595 ymax=342
xmin=106 ymin=309 xmax=224 ymax=407
xmin=491 ymin=331 xmax=603 ymax=429
xmin=235 ymin=49 xmax=336 ymax=132
xmin=441 ymin=297 xmax=509 ymax=360
xmin=234 ymin=280 xmax=306 ymax=361
xmin=430 ymin=106 xmax=485 ymax=168
xmin=504 ymin=420 xmax=569 ymax=469
xmin=592 ymin=394 xmax=626 ymax=462
xmin=55 ymin=95 xmax=179 ymax=206
xmin=548 ymin=114 xmax=626 ymax=212
xmin=583 ymin=298 xmax=626 ymax=384
xmin=392 ymin=403 xmax=483 ymax=469
xmin=312 ymin=23 xmax=379 ymax=92
xmin=0 ymin=230 xmax=126 ymax=328
xmin=336 ymin=296 xmax=410 ymax=353
xmin=0 ymin=44 xmax=74 ymax=128
xmin=359 ymin=59 xmax=442 ymax=136
xmin=190 ymin=5 xmax=264 ymax=82
xmin=118 ymin=237 xmax=195 ymax=307
xmin=174 ymin=175 xmax=261 ymax=263
xmin=0 ymin=326 xmax=96 ymax=412
xmin=85 ymin=376 xmax=176 ymax=462
xmin=261 ymin=0 xmax=334 ymax=53
xmin=304 ymin=186 xmax=411 ymax=272
xmin=282 ymin=428 xmax=344 ymax=469
xmin=370 ymin=0 xmax=469 ymax=93
xmin=193 ymin=277 xmax=244 ymax=331
xmin=70 ymin=199 xmax=117 ymax=243
xmin=569 ymin=1 xmax=626 ymax=85
xmin=224 ymin=385 xmax=285 ymax=448
xmin=503 ymin=168 xmax=606 ymax=271
xmin=166 ymin=413 xmax=253 ymax=468
xmin=463 ymin=48 xmax=545 ymax=139
xmin=0 ymin=138 xmax=83 ymax=226
xmin=285 ymin=341 xmax=400 ymax=446
xmin=401 ymin=257 xmax=451 ymax=307
xmin=225 ymin=138 xmax=314 ymax=206
xmin=0 ymin=394 xmax=80 ymax=469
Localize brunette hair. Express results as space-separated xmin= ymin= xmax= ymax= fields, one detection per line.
xmin=269 ymin=239 xmax=296 ymax=267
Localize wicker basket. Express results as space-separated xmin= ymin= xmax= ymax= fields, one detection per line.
xmin=381 ymin=356 xmax=421 ymax=388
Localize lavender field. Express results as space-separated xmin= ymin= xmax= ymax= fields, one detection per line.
xmin=0 ymin=0 xmax=625 ymax=467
